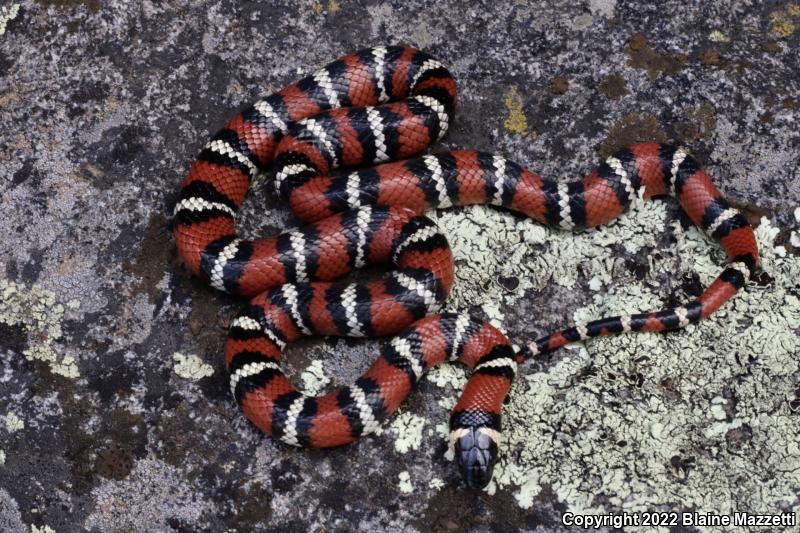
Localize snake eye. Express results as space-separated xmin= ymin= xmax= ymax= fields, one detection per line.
xmin=453 ymin=426 xmax=499 ymax=489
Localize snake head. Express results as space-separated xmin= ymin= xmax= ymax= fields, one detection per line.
xmin=451 ymin=426 xmax=500 ymax=489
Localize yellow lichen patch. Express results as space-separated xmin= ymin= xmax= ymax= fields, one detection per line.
xmin=0 ymin=4 xmax=19 ymax=36
xmin=172 ymin=352 xmax=214 ymax=381
xmin=503 ymin=86 xmax=529 ymax=135
xmin=708 ymin=30 xmax=731 ymax=42
xmin=311 ymin=1 xmax=339 ymax=14
xmin=771 ymin=19 xmax=795 ymax=37
xmin=0 ymin=278 xmax=80 ymax=378
xmin=390 ymin=411 xmax=426 ymax=453
xmin=4 ymin=412 xmax=24 ymax=432
xmin=770 ymin=9 xmax=796 ymax=38
xmin=788 ymin=3 xmax=800 ymax=17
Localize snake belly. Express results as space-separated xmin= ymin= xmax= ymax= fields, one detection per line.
xmin=173 ymin=45 xmax=760 ymax=489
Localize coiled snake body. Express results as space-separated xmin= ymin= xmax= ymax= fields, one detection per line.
xmin=174 ymin=46 xmax=760 ymax=488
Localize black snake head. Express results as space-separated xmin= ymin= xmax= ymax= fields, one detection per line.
xmin=452 ymin=426 xmax=500 ymax=489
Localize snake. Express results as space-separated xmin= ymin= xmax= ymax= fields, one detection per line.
xmin=173 ymin=45 xmax=760 ymax=489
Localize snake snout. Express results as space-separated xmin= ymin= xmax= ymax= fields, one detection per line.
xmin=453 ymin=426 xmax=500 ymax=489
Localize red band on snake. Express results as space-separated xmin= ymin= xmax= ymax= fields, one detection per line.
xmin=173 ymin=45 xmax=760 ymax=489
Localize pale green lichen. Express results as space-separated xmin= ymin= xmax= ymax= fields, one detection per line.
xmin=428 ymin=477 xmax=445 ymax=490
xmin=427 ymin=197 xmax=799 ymax=514
xmin=572 ymin=14 xmax=593 ymax=31
xmin=0 ymin=449 xmax=5 ymax=466
xmin=398 ymin=471 xmax=413 ymax=493
xmin=0 ymin=278 xmax=80 ymax=378
xmin=708 ymin=30 xmax=731 ymax=42
xmin=480 ymin=301 xmax=506 ymax=331
xmin=424 ymin=362 xmax=467 ymax=391
xmin=30 ymin=526 xmax=55 ymax=533
xmin=390 ymin=411 xmax=426 ymax=453
xmin=588 ymin=0 xmax=616 ymax=19
xmin=0 ymin=4 xmax=19 ymax=37
xmin=299 ymin=360 xmax=330 ymax=395
xmin=431 ymin=189 xmax=666 ymax=313
xmin=4 ymin=412 xmax=24 ymax=432
xmin=172 ymin=352 xmax=214 ymax=381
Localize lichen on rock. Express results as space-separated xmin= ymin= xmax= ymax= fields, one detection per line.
xmin=0 ymin=4 xmax=19 ymax=37
xmin=0 ymin=278 xmax=80 ymax=378
xmin=172 ymin=352 xmax=214 ymax=381
xmin=459 ymin=209 xmax=800 ymax=514
xmin=4 ymin=412 xmax=24 ymax=432
xmin=390 ymin=411 xmax=427 ymax=454
xmin=398 ymin=470 xmax=414 ymax=493
xmin=1 ymin=1 xmax=799 ymax=529
xmin=299 ymin=359 xmax=331 ymax=395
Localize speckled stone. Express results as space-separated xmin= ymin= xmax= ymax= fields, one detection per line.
xmin=1 ymin=1 xmax=799 ymax=531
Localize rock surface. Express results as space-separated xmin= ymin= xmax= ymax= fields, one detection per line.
xmin=1 ymin=1 xmax=799 ymax=531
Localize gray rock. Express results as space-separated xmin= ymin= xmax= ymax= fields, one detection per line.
xmin=1 ymin=1 xmax=798 ymax=531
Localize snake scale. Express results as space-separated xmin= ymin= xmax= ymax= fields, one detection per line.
xmin=173 ymin=45 xmax=760 ymax=488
